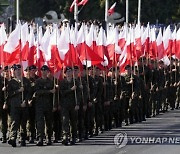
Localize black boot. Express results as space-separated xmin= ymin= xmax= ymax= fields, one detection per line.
xmin=36 ymin=137 xmax=43 ymax=146
xmin=2 ymin=135 xmax=7 ymax=143
xmin=20 ymin=140 xmax=26 ymax=146
xmin=62 ymin=138 xmax=68 ymax=146
xmin=70 ymin=138 xmax=76 ymax=145
xmin=46 ymin=137 xmax=52 ymax=146
xmin=8 ymin=139 xmax=16 ymax=147
xmin=29 ymin=137 xmax=34 ymax=144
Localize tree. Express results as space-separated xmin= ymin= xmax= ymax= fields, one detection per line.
xmin=16 ymin=0 xmax=180 ymax=24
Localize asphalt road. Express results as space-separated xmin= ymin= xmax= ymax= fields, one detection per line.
xmin=1 ymin=109 xmax=180 ymax=154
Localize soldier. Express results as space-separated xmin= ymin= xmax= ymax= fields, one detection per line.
xmin=0 ymin=66 xmax=5 ymax=143
xmin=7 ymin=64 xmax=31 ymax=147
xmin=75 ymin=66 xmax=88 ymax=141
xmin=47 ymin=70 xmax=61 ymax=143
xmin=1 ymin=66 xmax=12 ymax=143
xmin=123 ymin=65 xmax=132 ymax=125
xmin=84 ymin=66 xmax=95 ymax=138
xmin=25 ymin=65 xmax=39 ymax=143
xmin=34 ymin=65 xmax=55 ymax=146
xmin=60 ymin=66 xmax=80 ymax=145
xmin=93 ymin=66 xmax=103 ymax=135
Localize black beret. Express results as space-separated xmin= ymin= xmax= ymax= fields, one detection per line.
xmin=82 ymin=65 xmax=87 ymax=70
xmin=125 ymin=65 xmax=131 ymax=70
xmin=41 ymin=65 xmax=49 ymax=71
xmin=25 ymin=65 xmax=37 ymax=71
xmin=65 ymin=66 xmax=72 ymax=73
xmin=74 ymin=66 xmax=79 ymax=70
xmin=4 ymin=66 xmax=9 ymax=71
xmin=11 ymin=64 xmax=21 ymax=70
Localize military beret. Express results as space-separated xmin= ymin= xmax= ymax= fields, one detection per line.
xmin=125 ymin=65 xmax=131 ymax=70
xmin=41 ymin=65 xmax=49 ymax=71
xmin=65 ymin=66 xmax=72 ymax=73
xmin=25 ymin=65 xmax=37 ymax=71
xmin=88 ymin=66 xmax=93 ymax=70
xmin=11 ymin=64 xmax=21 ymax=70
xmin=82 ymin=65 xmax=87 ymax=70
xmin=95 ymin=66 xmax=101 ymax=70
xmin=4 ymin=66 xmax=9 ymax=71
xmin=74 ymin=66 xmax=79 ymax=70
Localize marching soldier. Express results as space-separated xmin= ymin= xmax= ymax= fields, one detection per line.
xmin=34 ymin=65 xmax=55 ymax=146
xmin=47 ymin=70 xmax=61 ymax=143
xmin=75 ymin=66 xmax=88 ymax=141
xmin=0 ymin=66 xmax=12 ymax=143
xmin=93 ymin=66 xmax=103 ymax=136
xmin=7 ymin=64 xmax=31 ymax=147
xmin=60 ymin=66 xmax=80 ymax=145
xmin=25 ymin=65 xmax=39 ymax=143
xmin=84 ymin=66 xmax=95 ymax=138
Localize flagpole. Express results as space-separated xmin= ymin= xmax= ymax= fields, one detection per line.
xmin=105 ymin=0 xmax=109 ymax=22
xmin=74 ymin=0 xmax=78 ymax=22
xmin=138 ymin=0 xmax=141 ymax=25
xmin=16 ymin=0 xmax=20 ymax=24
xmin=126 ymin=0 xmax=129 ymax=24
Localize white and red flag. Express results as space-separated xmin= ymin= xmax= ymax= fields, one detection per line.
xmin=0 ymin=24 xmax=7 ymax=65
xmin=108 ymin=2 xmax=116 ymax=16
xmin=78 ymin=0 xmax=88 ymax=6
xmin=69 ymin=0 xmax=78 ymax=12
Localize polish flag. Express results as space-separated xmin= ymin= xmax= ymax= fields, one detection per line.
xmin=118 ymin=25 xmax=127 ymax=51
xmin=141 ymin=24 xmax=150 ymax=56
xmin=175 ymin=28 xmax=180 ymax=59
xmin=36 ymin=26 xmax=45 ymax=71
xmin=47 ymin=24 xmax=62 ymax=72
xmin=63 ymin=25 xmax=81 ymax=67
xmin=0 ymin=24 xmax=7 ymax=65
xmin=119 ymin=29 xmax=131 ymax=72
xmin=39 ymin=27 xmax=51 ymax=62
xmin=149 ymin=27 xmax=157 ymax=59
xmin=134 ymin=24 xmax=142 ymax=60
xmin=78 ymin=0 xmax=88 ymax=6
xmin=108 ymin=2 xmax=116 ymax=16
xmin=96 ymin=27 xmax=109 ymax=67
xmin=28 ymin=26 xmax=36 ymax=66
xmin=163 ymin=25 xmax=172 ymax=56
xmin=57 ymin=25 xmax=70 ymax=62
xmin=3 ymin=24 xmax=21 ymax=65
xmin=69 ymin=0 xmax=78 ymax=12
xmin=156 ymin=28 xmax=165 ymax=60
xmin=21 ymin=23 xmax=29 ymax=61
xmin=77 ymin=23 xmax=103 ymax=66
xmin=171 ymin=27 xmax=176 ymax=56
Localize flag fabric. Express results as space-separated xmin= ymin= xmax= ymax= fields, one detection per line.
xmin=78 ymin=0 xmax=88 ymax=6
xmin=69 ymin=0 xmax=78 ymax=12
xmin=108 ymin=2 xmax=116 ymax=16
xmin=0 ymin=24 xmax=7 ymax=65
xmin=3 ymin=24 xmax=21 ymax=65
xmin=175 ymin=28 xmax=180 ymax=59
